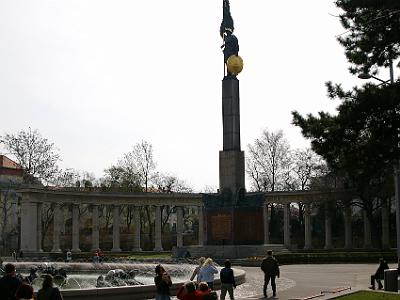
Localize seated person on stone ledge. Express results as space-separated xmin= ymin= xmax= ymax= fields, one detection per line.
xmin=369 ymin=258 xmax=389 ymax=290
xmin=177 ymin=281 xmax=202 ymax=300
xmin=197 ymin=282 xmax=218 ymax=300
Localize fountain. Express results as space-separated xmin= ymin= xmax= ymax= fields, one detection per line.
xmin=10 ymin=261 xmax=245 ymax=300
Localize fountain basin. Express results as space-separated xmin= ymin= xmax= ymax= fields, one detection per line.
xmin=12 ymin=262 xmax=246 ymax=300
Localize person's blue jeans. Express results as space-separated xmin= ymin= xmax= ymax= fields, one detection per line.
xmin=156 ymin=293 xmax=171 ymax=300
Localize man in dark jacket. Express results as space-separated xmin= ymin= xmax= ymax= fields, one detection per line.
xmin=220 ymin=260 xmax=236 ymax=300
xmin=0 ymin=263 xmax=22 ymax=300
xmin=261 ymin=250 xmax=280 ymax=298
xmin=369 ymin=258 xmax=389 ymax=290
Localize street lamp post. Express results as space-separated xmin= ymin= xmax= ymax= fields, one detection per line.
xmin=359 ymin=61 xmax=399 ymax=269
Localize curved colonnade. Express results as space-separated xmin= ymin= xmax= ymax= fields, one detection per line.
xmin=19 ymin=189 xmax=204 ymax=253
xmin=18 ymin=188 xmax=389 ymax=253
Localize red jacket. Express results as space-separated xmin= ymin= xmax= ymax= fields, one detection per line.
xmin=177 ymin=285 xmax=203 ymax=300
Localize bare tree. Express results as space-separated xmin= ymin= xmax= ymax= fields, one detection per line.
xmin=292 ymin=148 xmax=325 ymax=191
xmin=0 ymin=128 xmax=60 ymax=184
xmin=130 ymin=140 xmax=156 ymax=192
xmin=153 ymin=172 xmax=193 ymax=193
xmin=53 ymin=168 xmax=80 ymax=187
xmin=41 ymin=203 xmax=55 ymax=249
xmin=247 ymin=129 xmax=291 ymax=192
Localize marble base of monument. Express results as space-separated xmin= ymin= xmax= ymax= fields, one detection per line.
xmin=202 ymin=192 xmax=265 ymax=245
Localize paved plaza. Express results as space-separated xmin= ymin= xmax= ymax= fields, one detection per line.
xmin=234 ymin=264 xmax=382 ymax=300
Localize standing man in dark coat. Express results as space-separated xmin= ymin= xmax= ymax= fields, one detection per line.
xmin=220 ymin=260 xmax=236 ymax=300
xmin=0 ymin=263 xmax=22 ymax=300
xmin=261 ymin=250 xmax=280 ymax=298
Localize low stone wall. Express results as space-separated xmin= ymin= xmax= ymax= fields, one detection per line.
xmin=32 ymin=268 xmax=245 ymax=300
xmin=173 ymin=245 xmax=288 ymax=259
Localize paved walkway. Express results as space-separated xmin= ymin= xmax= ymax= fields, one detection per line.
xmin=233 ymin=264 xmax=386 ymax=300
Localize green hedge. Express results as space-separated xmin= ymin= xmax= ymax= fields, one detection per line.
xmin=239 ymin=251 xmax=397 ymax=265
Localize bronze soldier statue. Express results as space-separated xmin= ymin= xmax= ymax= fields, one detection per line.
xmin=220 ymin=0 xmax=241 ymax=77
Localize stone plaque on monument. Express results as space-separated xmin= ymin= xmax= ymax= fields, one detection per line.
xmin=211 ymin=214 xmax=232 ymax=240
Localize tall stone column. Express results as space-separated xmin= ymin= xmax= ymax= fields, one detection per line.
xmin=344 ymin=203 xmax=352 ymax=249
xmin=176 ymin=206 xmax=184 ymax=248
xmin=52 ymin=204 xmax=62 ymax=253
xmin=72 ymin=204 xmax=81 ymax=252
xmin=11 ymin=202 xmax=18 ymax=230
xmin=263 ymin=204 xmax=270 ymax=244
xmin=20 ymin=202 xmax=38 ymax=252
xmin=363 ymin=210 xmax=372 ymax=249
xmin=91 ymin=205 xmax=99 ymax=251
xmin=324 ymin=204 xmax=333 ymax=250
xmin=112 ymin=205 xmax=121 ymax=252
xmin=304 ymin=204 xmax=312 ymax=250
xmin=154 ymin=206 xmax=163 ymax=251
xmin=284 ymin=203 xmax=291 ymax=248
xmin=198 ymin=206 xmax=204 ymax=246
xmin=381 ymin=199 xmax=390 ymax=249
xmin=219 ymin=77 xmax=245 ymax=195
xmin=37 ymin=203 xmax=43 ymax=252
xmin=133 ymin=207 xmax=142 ymax=251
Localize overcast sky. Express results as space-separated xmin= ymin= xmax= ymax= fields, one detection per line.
xmin=0 ymin=1 xmax=371 ymax=191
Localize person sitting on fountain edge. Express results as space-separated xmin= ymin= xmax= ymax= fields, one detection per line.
xmin=177 ymin=281 xmax=203 ymax=300
xmin=369 ymin=258 xmax=389 ymax=290
xmin=197 ymin=282 xmax=218 ymax=300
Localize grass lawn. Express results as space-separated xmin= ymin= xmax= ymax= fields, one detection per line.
xmin=336 ymin=291 xmax=400 ymax=299
xmin=126 ymin=253 xmax=172 ymax=260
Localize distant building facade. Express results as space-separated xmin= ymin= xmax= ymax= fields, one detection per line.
xmin=0 ymin=155 xmax=23 ymax=253
xmin=0 ymin=155 xmax=23 ymax=183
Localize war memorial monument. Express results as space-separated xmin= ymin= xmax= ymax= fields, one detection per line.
xmin=14 ymin=0 xmax=388 ymax=261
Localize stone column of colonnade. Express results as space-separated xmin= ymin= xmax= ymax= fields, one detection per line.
xmin=112 ymin=205 xmax=121 ymax=252
xmin=154 ymin=205 xmax=163 ymax=251
xmin=11 ymin=202 xmax=18 ymax=232
xmin=133 ymin=207 xmax=142 ymax=251
xmin=20 ymin=202 xmax=38 ymax=252
xmin=344 ymin=202 xmax=352 ymax=249
xmin=263 ymin=204 xmax=270 ymax=244
xmin=283 ymin=203 xmax=291 ymax=248
xmin=72 ymin=204 xmax=81 ymax=252
xmin=363 ymin=210 xmax=372 ymax=249
xmin=324 ymin=203 xmax=333 ymax=250
xmin=381 ymin=199 xmax=390 ymax=249
xmin=304 ymin=203 xmax=312 ymax=250
xmin=198 ymin=206 xmax=204 ymax=246
xmin=37 ymin=202 xmax=43 ymax=252
xmin=91 ymin=205 xmax=100 ymax=251
xmin=52 ymin=204 xmax=62 ymax=253
xmin=176 ymin=206 xmax=184 ymax=248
